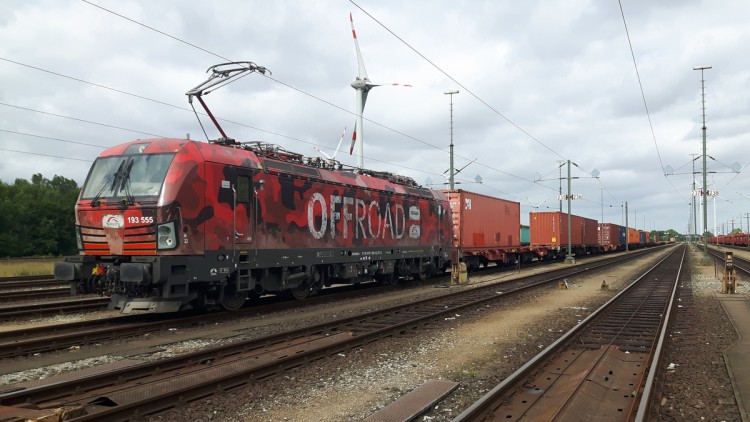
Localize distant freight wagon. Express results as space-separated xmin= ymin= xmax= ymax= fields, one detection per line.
xmin=530 ymin=211 xmax=599 ymax=259
xmin=598 ymin=223 xmax=622 ymax=251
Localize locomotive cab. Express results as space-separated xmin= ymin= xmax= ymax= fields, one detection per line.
xmin=54 ymin=139 xmax=231 ymax=313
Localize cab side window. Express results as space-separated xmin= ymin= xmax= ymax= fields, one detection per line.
xmin=237 ymin=176 xmax=250 ymax=203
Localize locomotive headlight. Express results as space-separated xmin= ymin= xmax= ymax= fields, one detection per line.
xmin=75 ymin=225 xmax=83 ymax=250
xmin=157 ymin=221 xmax=177 ymax=250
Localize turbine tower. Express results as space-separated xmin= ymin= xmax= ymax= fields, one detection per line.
xmin=349 ymin=12 xmax=378 ymax=169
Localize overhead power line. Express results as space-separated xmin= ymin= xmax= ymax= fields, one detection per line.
xmin=617 ymin=0 xmax=682 ymax=200
xmin=79 ymin=0 xmax=558 ymax=188
xmin=0 ymin=129 xmax=106 ymax=149
xmin=0 ymin=101 xmax=166 ymax=138
xmin=0 ymin=148 xmax=92 ymax=162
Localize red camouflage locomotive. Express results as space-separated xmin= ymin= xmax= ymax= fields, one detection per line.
xmin=55 ymin=62 xmax=452 ymax=313
xmin=54 ymin=138 xmax=452 ymax=312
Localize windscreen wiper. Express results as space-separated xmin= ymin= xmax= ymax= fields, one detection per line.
xmin=121 ymin=158 xmax=135 ymax=206
xmin=90 ymin=160 xmax=125 ymax=207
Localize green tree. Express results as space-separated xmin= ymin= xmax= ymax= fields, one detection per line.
xmin=0 ymin=174 xmax=80 ymax=257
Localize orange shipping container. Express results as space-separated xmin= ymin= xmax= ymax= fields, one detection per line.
xmin=444 ymin=190 xmax=521 ymax=249
xmin=530 ymin=211 xmax=598 ymax=247
xmin=627 ymin=227 xmax=639 ymax=244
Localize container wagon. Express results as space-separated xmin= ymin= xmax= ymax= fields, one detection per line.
xmin=598 ymin=223 xmax=621 ymax=251
xmin=529 ymin=211 xmax=599 ymax=259
xmin=627 ymin=227 xmax=640 ymax=247
xmin=444 ymin=190 xmax=529 ymax=269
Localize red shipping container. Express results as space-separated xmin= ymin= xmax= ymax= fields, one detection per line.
xmin=598 ymin=223 xmax=621 ymax=247
xmin=444 ymin=190 xmax=520 ymax=249
xmin=530 ymin=212 xmax=598 ymax=247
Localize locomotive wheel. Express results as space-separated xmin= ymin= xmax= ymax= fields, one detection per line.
xmin=287 ymin=281 xmax=312 ymax=300
xmin=86 ymin=275 xmax=101 ymax=295
xmin=375 ymin=273 xmax=398 ymax=285
xmin=219 ymin=285 xmax=248 ymax=311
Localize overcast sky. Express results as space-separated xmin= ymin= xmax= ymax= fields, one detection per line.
xmin=1 ymin=0 xmax=749 ymax=234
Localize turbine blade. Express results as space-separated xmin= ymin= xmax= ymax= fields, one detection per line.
xmin=351 ymin=88 xmax=364 ymax=156
xmin=350 ymin=13 xmax=369 ymax=80
xmin=350 ymin=121 xmax=358 ymax=155
xmin=362 ymin=90 xmax=369 ymax=113
xmin=313 ymin=146 xmax=333 ymax=160
xmin=332 ymin=126 xmax=346 ymax=159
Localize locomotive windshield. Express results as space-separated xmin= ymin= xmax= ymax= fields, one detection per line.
xmin=81 ymin=153 xmax=175 ymax=201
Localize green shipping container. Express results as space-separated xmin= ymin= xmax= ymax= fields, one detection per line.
xmin=520 ymin=225 xmax=530 ymax=245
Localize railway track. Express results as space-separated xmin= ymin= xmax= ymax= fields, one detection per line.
xmin=0 ymin=247 xmax=668 ymax=420
xmin=0 ymin=297 xmax=110 ymax=321
xmin=0 ymin=279 xmax=65 ymax=292
xmin=707 ymin=246 xmax=750 ymax=275
xmin=452 ymin=245 xmax=686 ymax=421
xmin=0 ymin=274 xmax=54 ymax=284
xmin=0 ymin=247 xmax=661 ymax=359
xmin=0 ymin=287 xmax=73 ymax=302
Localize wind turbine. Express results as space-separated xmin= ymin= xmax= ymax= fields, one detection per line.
xmin=348 ymin=13 xmax=411 ymax=169
xmin=313 ymin=126 xmax=346 ymax=164
xmin=349 ymin=12 xmax=377 ymax=169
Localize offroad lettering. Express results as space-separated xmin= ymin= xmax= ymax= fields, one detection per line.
xmin=307 ymin=193 xmax=414 ymax=240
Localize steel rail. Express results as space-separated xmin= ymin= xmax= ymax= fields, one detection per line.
xmin=0 ymin=247 xmax=660 ymax=359
xmin=706 ymin=247 xmax=750 ymax=275
xmin=0 ymin=287 xmax=71 ymax=302
xmin=0 ymin=275 xmax=53 ymax=283
xmin=634 ymin=247 xmax=685 ymax=420
xmin=452 ymin=245 xmax=685 ymax=421
xmin=0 ymin=248 xmax=667 ymax=420
xmin=0 ymin=298 xmax=110 ymax=322
xmin=0 ymin=279 xmax=66 ymax=291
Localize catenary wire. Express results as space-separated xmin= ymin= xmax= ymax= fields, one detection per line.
xmin=349 ymin=0 xmax=566 ymax=162
xmin=617 ymin=0 xmax=683 ymax=200
xmin=12 ymin=3 xmax=625 ymax=215
xmin=0 ymin=148 xmax=92 ymax=162
xmin=78 ymin=1 xmax=560 ymax=188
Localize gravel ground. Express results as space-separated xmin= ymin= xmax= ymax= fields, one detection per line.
xmin=151 ymin=248 xmax=691 ymax=422
xmin=654 ymin=247 xmax=745 ymax=421
xmin=2 ymin=246 xmax=744 ymax=421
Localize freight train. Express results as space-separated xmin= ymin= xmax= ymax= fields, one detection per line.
xmin=54 ymin=135 xmax=654 ymax=313
xmin=54 ymin=62 xmax=653 ymax=313
xmin=709 ymin=233 xmax=750 ymax=246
